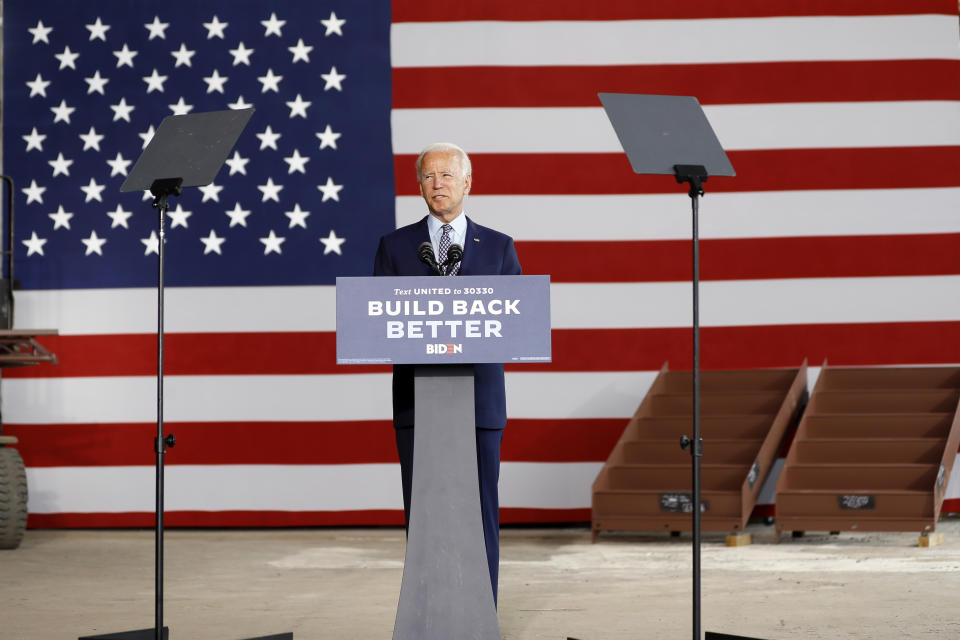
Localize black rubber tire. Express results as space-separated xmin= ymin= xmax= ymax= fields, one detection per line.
xmin=0 ymin=446 xmax=28 ymax=549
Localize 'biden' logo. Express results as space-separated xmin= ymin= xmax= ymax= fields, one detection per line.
xmin=427 ymin=343 xmax=463 ymax=355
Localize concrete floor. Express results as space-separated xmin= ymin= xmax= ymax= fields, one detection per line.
xmin=3 ymin=519 xmax=960 ymax=639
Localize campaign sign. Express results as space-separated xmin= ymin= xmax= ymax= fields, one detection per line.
xmin=336 ymin=275 xmax=551 ymax=365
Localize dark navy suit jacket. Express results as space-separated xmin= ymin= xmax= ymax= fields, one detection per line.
xmin=372 ymin=215 xmax=523 ymax=429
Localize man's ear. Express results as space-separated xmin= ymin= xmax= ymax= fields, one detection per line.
xmin=464 ymin=173 xmax=472 ymax=195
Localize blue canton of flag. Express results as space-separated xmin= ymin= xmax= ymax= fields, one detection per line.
xmin=4 ymin=0 xmax=395 ymax=289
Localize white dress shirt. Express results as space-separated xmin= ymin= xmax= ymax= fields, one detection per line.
xmin=426 ymin=211 xmax=467 ymax=262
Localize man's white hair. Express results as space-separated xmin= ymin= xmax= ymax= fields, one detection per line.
xmin=416 ymin=142 xmax=472 ymax=179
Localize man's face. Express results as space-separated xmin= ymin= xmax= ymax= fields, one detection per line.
xmin=418 ymin=150 xmax=472 ymax=221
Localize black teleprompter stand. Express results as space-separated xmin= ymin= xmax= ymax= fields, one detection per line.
xmin=80 ymin=109 xmax=290 ymax=640
xmin=675 ymin=162 xmax=707 ymax=640
xmin=575 ymin=94 xmax=771 ymax=640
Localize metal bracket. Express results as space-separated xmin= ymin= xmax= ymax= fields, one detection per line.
xmin=0 ymin=330 xmax=58 ymax=367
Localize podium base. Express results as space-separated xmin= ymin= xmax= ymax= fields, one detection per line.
xmin=79 ymin=629 xmax=291 ymax=640
xmin=393 ymin=365 xmax=500 ymax=640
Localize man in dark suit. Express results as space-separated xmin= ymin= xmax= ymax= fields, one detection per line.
xmin=373 ymin=142 xmax=521 ymax=603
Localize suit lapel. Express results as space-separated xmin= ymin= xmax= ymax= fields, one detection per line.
xmin=460 ymin=216 xmax=481 ymax=275
xmin=414 ymin=216 xmax=431 ymax=245
xmin=409 ymin=217 xmax=434 ymax=275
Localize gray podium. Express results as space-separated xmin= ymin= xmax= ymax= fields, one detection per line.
xmin=336 ymin=275 xmax=551 ymax=639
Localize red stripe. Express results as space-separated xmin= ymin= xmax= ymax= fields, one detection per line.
xmin=542 ymin=322 xmax=960 ymax=372
xmin=26 ymin=508 xmax=591 ymax=528
xmin=500 ymin=508 xmax=591 ymax=524
xmin=5 ymin=418 xmax=624 ymax=467
xmin=26 ymin=510 xmax=406 ymax=528
xmin=392 ymin=0 xmax=954 ymax=22
xmin=23 ymin=502 xmax=960 ymax=529
xmin=3 ymin=332 xmax=380 ymax=377
xmin=751 ymin=504 xmax=776 ymax=518
xmin=394 ymin=60 xmax=960 ymax=108
xmin=518 ymin=234 xmax=960 ymax=283
xmin=395 ymin=148 xmax=960 ymax=196
xmin=8 ymin=321 xmax=960 ymax=379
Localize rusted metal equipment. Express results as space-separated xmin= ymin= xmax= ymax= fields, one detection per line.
xmin=0 ymin=174 xmax=59 ymax=549
xmin=0 ymin=329 xmax=58 ymax=366
xmin=592 ymin=361 xmax=807 ymax=540
xmin=775 ymin=363 xmax=960 ymax=541
xmin=0 ymin=330 xmax=58 ymax=549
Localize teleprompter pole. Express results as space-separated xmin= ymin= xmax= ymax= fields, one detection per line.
xmin=78 ymin=178 xmax=181 ymax=640
xmin=153 ymin=178 xmax=180 ymax=640
xmin=676 ymin=164 xmax=706 ymax=640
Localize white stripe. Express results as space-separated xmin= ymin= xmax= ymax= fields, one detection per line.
xmin=756 ymin=458 xmax=785 ymax=506
xmin=391 ymin=16 xmax=960 ymax=67
xmin=14 ymin=275 xmax=960 ymax=336
xmin=507 ymin=371 xmax=656 ymax=419
xmin=500 ymin=462 xmax=601 ymax=509
xmin=25 ymin=462 xmax=602 ymax=513
xmin=23 ymin=458 xmax=960 ymax=514
xmin=25 ymin=464 xmax=402 ymax=513
xmin=14 ymin=285 xmax=336 ymax=335
xmin=392 ymin=102 xmax=960 ymax=154
xmin=2 ymin=371 xmax=655 ymax=424
xmin=0 ymin=366 xmax=840 ymax=427
xmin=947 ymin=464 xmax=960 ymax=503
xmin=3 ymin=374 xmax=393 ymax=424
xmin=399 ymin=188 xmax=960 ymax=241
xmin=0 ymin=365 xmax=889 ymax=427
xmin=551 ymin=276 xmax=960 ymax=329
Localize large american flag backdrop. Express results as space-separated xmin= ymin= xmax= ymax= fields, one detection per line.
xmin=3 ymin=1 xmax=960 ymax=528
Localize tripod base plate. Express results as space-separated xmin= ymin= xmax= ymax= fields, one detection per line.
xmin=79 ymin=629 xmax=292 ymax=640
xmin=80 ymin=629 xmax=169 ymax=640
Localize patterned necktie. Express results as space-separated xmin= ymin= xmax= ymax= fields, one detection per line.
xmin=438 ymin=223 xmax=459 ymax=275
